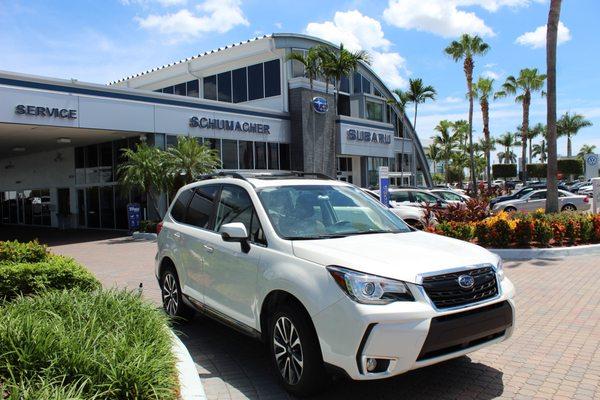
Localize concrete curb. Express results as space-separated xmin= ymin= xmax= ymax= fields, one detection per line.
xmin=171 ymin=331 xmax=206 ymax=400
xmin=132 ymin=232 xmax=157 ymax=241
xmin=489 ymin=243 xmax=600 ymax=260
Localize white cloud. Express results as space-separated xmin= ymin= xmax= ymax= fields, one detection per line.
xmin=482 ymin=70 xmax=500 ymax=79
xmin=274 ymin=21 xmax=283 ymax=29
xmin=121 ymin=0 xmax=187 ymax=6
xmin=135 ymin=0 xmax=248 ymax=42
xmin=515 ymin=21 xmax=571 ymax=49
xmin=444 ymin=96 xmax=462 ymax=103
xmin=383 ymin=0 xmax=545 ymax=38
xmin=305 ymin=10 xmax=408 ymax=88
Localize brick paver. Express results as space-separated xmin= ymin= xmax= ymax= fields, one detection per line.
xmin=4 ymin=226 xmax=599 ymax=399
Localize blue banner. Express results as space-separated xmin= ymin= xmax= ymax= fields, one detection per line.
xmin=127 ymin=203 xmax=141 ymax=231
xmin=379 ymin=166 xmax=390 ymax=207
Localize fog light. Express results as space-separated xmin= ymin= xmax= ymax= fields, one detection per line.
xmin=366 ymin=358 xmax=377 ymax=372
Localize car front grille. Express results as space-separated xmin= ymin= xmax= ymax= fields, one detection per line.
xmin=422 ymin=266 xmax=498 ymax=309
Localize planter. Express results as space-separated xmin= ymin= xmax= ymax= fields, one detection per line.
xmin=489 ymin=242 xmax=600 ymax=260
xmin=171 ymin=331 xmax=206 ymax=400
xmin=132 ymin=232 xmax=158 ymax=241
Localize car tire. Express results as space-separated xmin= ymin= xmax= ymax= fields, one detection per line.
xmin=268 ymin=304 xmax=326 ymax=397
xmin=561 ymin=204 xmax=577 ymax=212
xmin=160 ymin=266 xmax=195 ymax=321
xmin=504 ymin=206 xmax=517 ymax=213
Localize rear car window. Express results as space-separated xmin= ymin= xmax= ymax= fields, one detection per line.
xmin=170 ymin=189 xmax=193 ymax=222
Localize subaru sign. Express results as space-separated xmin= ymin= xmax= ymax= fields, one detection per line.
xmin=312 ymin=97 xmax=328 ymax=113
xmin=584 ymin=153 xmax=599 ymax=180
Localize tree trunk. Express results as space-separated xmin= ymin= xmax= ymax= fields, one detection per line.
xmin=465 ymin=57 xmax=477 ymax=196
xmin=413 ymin=104 xmax=418 ymax=130
xmin=521 ymin=94 xmax=530 ymax=183
xmin=567 ymin=134 xmax=572 ymax=157
xmin=331 ymin=79 xmax=339 ymax=179
xmin=546 ymin=0 xmax=561 ymax=213
xmin=528 ymin=138 xmax=533 ymax=165
xmin=310 ymin=79 xmax=316 ymax=172
xmin=482 ymin=98 xmax=491 ymax=187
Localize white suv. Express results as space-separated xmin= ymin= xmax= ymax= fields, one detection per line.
xmin=156 ymin=171 xmax=515 ymax=396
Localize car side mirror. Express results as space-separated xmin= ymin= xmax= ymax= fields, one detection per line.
xmin=221 ymin=222 xmax=250 ymax=253
xmin=436 ymin=199 xmax=443 ymax=207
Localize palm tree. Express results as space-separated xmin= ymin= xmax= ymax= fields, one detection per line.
xmin=388 ymin=89 xmax=410 ymax=184
xmin=496 ymin=68 xmax=546 ymax=182
xmin=496 ymin=132 xmax=518 ymax=164
xmin=432 ymin=120 xmax=458 ymax=183
xmin=557 ymin=112 xmax=593 ymax=157
xmin=472 ymin=77 xmax=495 ymax=186
xmin=426 ymin=143 xmax=441 ymax=174
xmin=452 ymin=120 xmax=469 ymax=148
xmin=405 ymin=78 xmax=436 ymax=130
xmin=498 ymin=151 xmax=517 ymax=164
xmin=451 ymin=151 xmax=470 ymax=187
xmin=577 ymin=144 xmax=597 ymax=159
xmin=527 ymin=123 xmax=546 ymax=163
xmin=287 ymin=48 xmax=322 ymax=171
xmin=117 ymin=143 xmax=168 ymax=218
xmin=532 ymin=141 xmax=548 ymax=163
xmin=546 ymin=0 xmax=562 ymax=213
xmin=445 ymin=34 xmax=490 ymax=196
xmin=319 ymin=44 xmax=370 ymax=176
xmin=166 ymin=136 xmax=220 ymax=190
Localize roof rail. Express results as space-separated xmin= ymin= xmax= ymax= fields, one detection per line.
xmin=196 ymin=170 xmax=335 ymax=183
xmin=196 ymin=171 xmax=252 ymax=184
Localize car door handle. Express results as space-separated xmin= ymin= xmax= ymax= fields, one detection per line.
xmin=173 ymin=232 xmax=181 ymax=239
xmin=203 ymin=244 xmax=214 ymax=253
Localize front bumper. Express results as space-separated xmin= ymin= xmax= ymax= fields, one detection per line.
xmin=312 ymin=276 xmax=515 ymax=380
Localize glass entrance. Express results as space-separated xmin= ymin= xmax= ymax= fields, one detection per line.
xmin=337 ymin=157 xmax=354 ymax=183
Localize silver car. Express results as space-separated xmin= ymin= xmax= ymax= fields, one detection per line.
xmin=492 ymin=189 xmax=590 ymax=213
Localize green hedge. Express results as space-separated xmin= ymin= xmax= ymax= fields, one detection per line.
xmin=0 ymin=289 xmax=178 ymax=399
xmin=558 ymin=158 xmax=583 ymax=175
xmin=492 ymin=164 xmax=517 ymax=179
xmin=0 ymin=254 xmax=100 ymax=301
xmin=0 ymin=240 xmax=48 ymax=263
xmin=527 ymin=163 xmax=547 ymax=178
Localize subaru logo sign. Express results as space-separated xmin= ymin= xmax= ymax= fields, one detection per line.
xmin=457 ymin=274 xmax=475 ymax=289
xmin=312 ymin=97 xmax=328 ymax=113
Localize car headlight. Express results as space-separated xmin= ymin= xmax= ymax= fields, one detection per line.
xmin=327 ymin=266 xmax=414 ymax=304
xmin=496 ymin=258 xmax=505 ymax=281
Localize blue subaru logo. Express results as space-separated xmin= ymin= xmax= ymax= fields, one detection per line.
xmin=458 ymin=274 xmax=475 ymax=289
xmin=587 ymin=154 xmax=598 ymax=166
xmin=312 ymin=96 xmax=328 ymax=113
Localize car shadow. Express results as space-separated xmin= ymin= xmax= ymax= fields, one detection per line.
xmin=176 ymin=315 xmax=505 ymax=400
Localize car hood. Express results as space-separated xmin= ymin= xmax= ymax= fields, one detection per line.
xmin=291 ymin=231 xmax=497 ymax=284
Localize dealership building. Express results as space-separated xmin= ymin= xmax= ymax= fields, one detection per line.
xmin=0 ymin=33 xmax=432 ymax=230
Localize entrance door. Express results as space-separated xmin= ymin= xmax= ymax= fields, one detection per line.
xmin=57 ymin=188 xmax=70 ymax=229
xmin=337 ymin=157 xmax=353 ymax=183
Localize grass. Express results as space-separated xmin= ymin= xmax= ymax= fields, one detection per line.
xmin=0 ymin=289 xmax=178 ymax=400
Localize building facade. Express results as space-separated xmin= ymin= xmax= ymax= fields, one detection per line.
xmin=0 ymin=33 xmax=431 ymax=230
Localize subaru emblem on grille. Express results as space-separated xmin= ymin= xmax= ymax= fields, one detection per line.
xmin=457 ymin=274 xmax=475 ymax=289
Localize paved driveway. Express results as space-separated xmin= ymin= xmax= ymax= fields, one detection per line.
xmin=4 ymin=226 xmax=599 ymax=400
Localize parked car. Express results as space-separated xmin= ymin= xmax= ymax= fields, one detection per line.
xmin=429 ymin=189 xmax=471 ymax=206
xmin=569 ymin=180 xmax=591 ymax=193
xmin=362 ymin=189 xmax=434 ymax=229
xmin=489 ymin=183 xmax=569 ymax=207
xmin=387 ymin=188 xmax=449 ymax=209
xmin=156 ymin=171 xmax=515 ymax=396
xmin=578 ymin=185 xmax=593 ymax=197
xmin=492 ymin=189 xmax=590 ymax=213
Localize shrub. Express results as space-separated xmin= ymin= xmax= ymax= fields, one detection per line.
xmin=558 ymin=158 xmax=583 ymax=176
xmin=551 ymin=221 xmax=566 ymax=246
xmin=591 ymin=215 xmax=600 ymax=243
xmin=474 ymin=222 xmax=491 ymax=247
xmin=0 ymin=240 xmax=48 ymax=263
xmin=579 ymin=217 xmax=594 ymax=243
xmin=563 ymin=217 xmax=580 ymax=246
xmin=140 ymin=220 xmax=159 ymax=233
xmin=492 ymin=164 xmax=517 ymax=179
xmin=534 ymin=220 xmax=553 ymax=247
xmin=527 ymin=163 xmax=547 ymax=178
xmin=0 ymin=289 xmax=178 ymax=400
xmin=0 ymin=255 xmax=100 ymax=301
xmin=514 ymin=218 xmax=534 ymax=247
xmin=489 ymin=219 xmax=512 ymax=248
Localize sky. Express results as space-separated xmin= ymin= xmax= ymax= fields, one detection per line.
xmin=1 ymin=0 xmax=598 ymax=160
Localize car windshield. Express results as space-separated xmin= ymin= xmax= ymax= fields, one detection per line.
xmin=515 ymin=187 xmax=535 ymax=198
xmin=257 ymin=185 xmax=411 ymax=240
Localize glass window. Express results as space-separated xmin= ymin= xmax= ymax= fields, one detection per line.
xmin=217 ymin=71 xmax=232 ymax=102
xmin=77 ymin=189 xmax=85 ymax=226
xmin=86 ymin=187 xmax=100 ymax=228
xmin=215 ymin=185 xmax=266 ymax=245
xmin=339 ymin=75 xmax=350 ymax=93
xmin=115 ymin=186 xmax=129 ymax=230
xmin=438 ymin=191 xmax=463 ymax=201
xmin=100 ymin=186 xmax=115 ymax=229
xmin=362 ymin=76 xmax=371 ymax=94
xmin=413 ymin=191 xmax=439 ymax=203
xmin=222 ymin=139 xmax=238 ymax=169
xmin=353 ymin=72 xmax=362 ymax=94
xmin=174 ymin=82 xmax=186 ymax=96
xmin=185 ymin=185 xmax=219 ymax=229
xmin=99 ymin=142 xmax=113 ymax=183
xmin=170 ymin=189 xmax=193 ymax=222
xmin=258 ymin=185 xmax=410 ymax=239
xmin=264 ymin=59 xmax=281 ymax=97
xmin=85 ymin=145 xmax=99 ymax=184
xmin=204 ymin=138 xmax=221 ymax=167
xmin=248 ymin=63 xmax=264 ymax=100
xmin=366 ymin=100 xmax=384 ymax=122
xmin=186 ymin=80 xmax=199 ymax=97
xmin=373 ymin=86 xmax=383 ymax=97
xmin=166 ymin=135 xmax=178 ymax=148
xmin=390 ymin=191 xmax=410 ymax=203
xmin=162 ymin=86 xmax=174 ymax=94
xmin=280 ymin=143 xmax=290 ymax=170
xmin=239 ymin=141 xmax=254 ymax=169
xmin=291 ymin=49 xmax=305 ymax=78
xmin=232 ymin=67 xmax=247 ymax=103
xmin=338 ymin=94 xmax=350 ymax=116
xmin=268 ymin=143 xmax=279 ymax=170
xmin=255 ymin=142 xmax=267 ymax=169
xmin=75 ymin=146 xmax=85 ymax=184
xmin=203 ymin=75 xmax=217 ymax=100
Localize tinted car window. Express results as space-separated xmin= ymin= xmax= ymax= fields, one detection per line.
xmin=413 ymin=191 xmax=439 ymax=203
xmin=529 ymin=191 xmax=547 ymax=200
xmin=185 ymin=185 xmax=220 ymax=229
xmin=390 ymin=191 xmax=410 ymax=202
xmin=437 ymin=191 xmax=463 ymax=201
xmin=215 ymin=185 xmax=266 ymax=245
xmin=170 ymin=189 xmax=193 ymax=222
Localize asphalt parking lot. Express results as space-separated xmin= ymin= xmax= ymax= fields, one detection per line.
xmin=3 ymin=226 xmax=599 ymax=400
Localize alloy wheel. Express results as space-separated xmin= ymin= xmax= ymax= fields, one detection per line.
xmin=273 ymin=316 xmax=304 ymax=385
xmin=563 ymin=204 xmax=576 ymax=211
xmin=162 ymin=273 xmax=179 ymax=316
